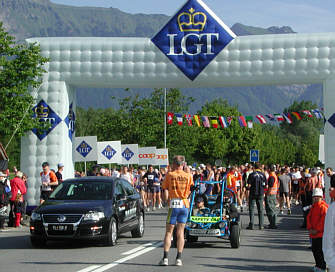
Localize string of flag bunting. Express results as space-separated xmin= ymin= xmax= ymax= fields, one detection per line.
xmin=167 ymin=109 xmax=324 ymax=129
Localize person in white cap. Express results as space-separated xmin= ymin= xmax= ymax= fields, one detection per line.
xmin=307 ymin=188 xmax=328 ymax=272
xmin=323 ymin=189 xmax=335 ymax=272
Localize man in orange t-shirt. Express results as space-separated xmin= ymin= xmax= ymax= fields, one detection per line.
xmin=158 ymin=155 xmax=193 ymax=267
xmin=40 ymin=162 xmax=58 ymax=204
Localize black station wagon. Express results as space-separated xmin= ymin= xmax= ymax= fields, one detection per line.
xmin=30 ymin=176 xmax=144 ymax=247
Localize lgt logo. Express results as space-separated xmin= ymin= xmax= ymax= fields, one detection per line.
xmin=151 ymin=0 xmax=236 ymax=81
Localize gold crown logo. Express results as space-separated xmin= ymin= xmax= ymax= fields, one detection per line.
xmin=35 ymin=105 xmax=49 ymax=118
xmin=178 ymin=7 xmax=207 ymax=32
xmin=80 ymin=142 xmax=87 ymax=148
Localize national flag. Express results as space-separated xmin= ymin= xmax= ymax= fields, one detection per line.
xmin=245 ymin=116 xmax=253 ymax=128
xmin=283 ymin=113 xmax=293 ymax=124
xmin=256 ymin=115 xmax=267 ymax=124
xmin=167 ymin=112 xmax=174 ymax=125
xmin=185 ymin=114 xmax=193 ymax=126
xmin=201 ymin=116 xmax=210 ymax=128
xmin=302 ymin=110 xmax=313 ymax=117
xmin=227 ymin=116 xmax=233 ymax=125
xmin=193 ymin=115 xmax=201 ymax=127
xmin=219 ymin=116 xmax=229 ymax=128
xmin=291 ymin=112 xmax=302 ymax=120
xmin=175 ymin=113 xmax=183 ymax=126
xmin=265 ymin=114 xmax=275 ymax=121
xmin=312 ymin=109 xmax=323 ymax=119
xmin=274 ymin=114 xmax=284 ymax=122
xmin=210 ymin=117 xmax=219 ymax=128
xmin=238 ymin=116 xmax=247 ymax=127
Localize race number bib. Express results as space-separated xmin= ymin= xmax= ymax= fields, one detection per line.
xmin=170 ymin=199 xmax=185 ymax=208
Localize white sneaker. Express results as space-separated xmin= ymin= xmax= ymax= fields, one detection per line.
xmin=152 ymin=207 xmax=156 ymax=211
xmin=175 ymin=259 xmax=183 ymax=266
xmin=159 ymin=258 xmax=168 ymax=266
xmin=146 ymin=207 xmax=150 ymax=212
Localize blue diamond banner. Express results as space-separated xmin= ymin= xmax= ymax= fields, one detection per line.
xmin=65 ymin=103 xmax=76 ymax=141
xmin=32 ymin=100 xmax=62 ymax=141
xmin=328 ymin=113 xmax=335 ymax=128
xmin=151 ymin=0 xmax=236 ymax=81
xmin=102 ymin=145 xmax=117 ymax=160
xmin=122 ymin=148 xmax=135 ymax=161
xmin=76 ymin=141 xmax=92 ymax=158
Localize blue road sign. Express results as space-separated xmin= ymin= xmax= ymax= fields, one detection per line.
xmin=250 ymin=149 xmax=259 ymax=162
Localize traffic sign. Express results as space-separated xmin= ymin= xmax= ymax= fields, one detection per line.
xmin=250 ymin=149 xmax=259 ymax=162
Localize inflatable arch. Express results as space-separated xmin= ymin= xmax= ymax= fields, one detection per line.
xmin=22 ymin=33 xmax=335 ymax=205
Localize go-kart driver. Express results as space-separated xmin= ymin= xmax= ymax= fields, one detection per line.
xmin=159 ymin=155 xmax=193 ymax=267
xmin=192 ymin=196 xmax=207 ymax=216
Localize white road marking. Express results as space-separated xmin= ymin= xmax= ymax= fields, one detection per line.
xmin=121 ymin=242 xmax=153 ymax=255
xmin=77 ymin=265 xmax=102 ymax=272
xmin=86 ymin=241 xmax=163 ymax=272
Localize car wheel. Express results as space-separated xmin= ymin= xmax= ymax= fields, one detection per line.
xmin=30 ymin=236 xmax=47 ymax=248
xmin=131 ymin=213 xmax=144 ymax=238
xmin=230 ymin=224 xmax=240 ymax=248
xmin=104 ymin=218 xmax=117 ymax=246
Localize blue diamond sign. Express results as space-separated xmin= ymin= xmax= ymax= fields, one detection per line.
xmin=65 ymin=103 xmax=76 ymax=141
xmin=32 ymin=99 xmax=62 ymax=141
xmin=151 ymin=0 xmax=236 ymax=81
xmin=76 ymin=141 xmax=92 ymax=158
xmin=102 ymin=145 xmax=117 ymax=160
xmin=122 ymin=148 xmax=135 ymax=161
xmin=328 ymin=113 xmax=335 ymax=128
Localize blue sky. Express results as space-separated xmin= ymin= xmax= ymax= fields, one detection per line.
xmin=50 ymin=0 xmax=335 ymax=33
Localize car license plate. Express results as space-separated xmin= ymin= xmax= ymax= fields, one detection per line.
xmin=189 ymin=229 xmax=221 ymax=237
xmin=51 ymin=225 xmax=68 ymax=231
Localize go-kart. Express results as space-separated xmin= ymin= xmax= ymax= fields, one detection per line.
xmin=184 ymin=178 xmax=241 ymax=248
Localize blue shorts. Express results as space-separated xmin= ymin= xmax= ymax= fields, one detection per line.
xmin=166 ymin=208 xmax=189 ymax=225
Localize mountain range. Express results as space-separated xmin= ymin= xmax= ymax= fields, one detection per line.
xmin=0 ymin=0 xmax=323 ymax=114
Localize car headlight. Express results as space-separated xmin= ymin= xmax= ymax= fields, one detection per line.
xmin=83 ymin=211 xmax=105 ymax=221
xmin=31 ymin=212 xmax=41 ymax=221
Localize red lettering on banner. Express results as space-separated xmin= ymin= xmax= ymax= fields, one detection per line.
xmin=139 ymin=153 xmax=155 ymax=159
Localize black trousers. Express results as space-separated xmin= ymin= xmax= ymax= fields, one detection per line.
xmin=8 ymin=200 xmax=15 ymax=227
xmin=312 ymin=238 xmax=326 ymax=270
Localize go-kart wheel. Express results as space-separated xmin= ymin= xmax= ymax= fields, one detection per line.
xmin=186 ymin=230 xmax=198 ymax=244
xmin=230 ymin=224 xmax=240 ymax=248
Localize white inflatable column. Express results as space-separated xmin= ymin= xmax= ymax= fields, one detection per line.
xmin=323 ymin=79 xmax=335 ymax=203
xmin=21 ymin=81 xmax=75 ymax=206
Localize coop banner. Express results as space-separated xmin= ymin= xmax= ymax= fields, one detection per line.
xmin=155 ymin=148 xmax=169 ymax=166
xmin=138 ymin=147 xmax=156 ymax=165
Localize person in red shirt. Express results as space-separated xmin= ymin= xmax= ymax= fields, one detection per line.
xmin=307 ymin=188 xmax=328 ymax=272
xmin=8 ymin=171 xmax=27 ymax=227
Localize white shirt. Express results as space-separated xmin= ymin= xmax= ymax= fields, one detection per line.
xmin=323 ymin=202 xmax=335 ymax=270
xmin=120 ymin=172 xmax=132 ymax=184
xmin=112 ymin=170 xmax=120 ymax=178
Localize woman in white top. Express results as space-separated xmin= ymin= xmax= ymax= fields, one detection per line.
xmin=120 ymin=166 xmax=133 ymax=184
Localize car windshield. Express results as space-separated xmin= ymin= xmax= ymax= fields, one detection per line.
xmin=49 ymin=182 xmax=113 ymax=200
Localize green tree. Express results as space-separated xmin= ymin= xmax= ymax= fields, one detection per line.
xmin=280 ymin=100 xmax=322 ymax=165
xmin=0 ymin=22 xmax=48 ymax=166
